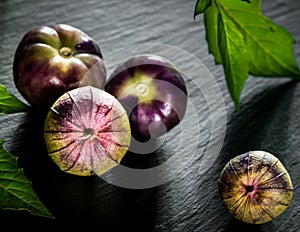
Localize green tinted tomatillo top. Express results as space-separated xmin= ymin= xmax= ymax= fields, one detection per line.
xmin=59 ymin=46 xmax=73 ymax=58
xmin=13 ymin=24 xmax=107 ymax=109
xmin=121 ymin=73 xmax=158 ymax=102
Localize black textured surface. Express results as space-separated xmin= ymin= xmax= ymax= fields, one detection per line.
xmin=0 ymin=0 xmax=300 ymax=231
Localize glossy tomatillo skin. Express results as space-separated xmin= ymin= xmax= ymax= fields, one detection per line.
xmin=44 ymin=86 xmax=131 ymax=176
xmin=13 ymin=24 xmax=106 ymax=109
xmin=219 ymin=151 xmax=293 ymax=224
xmin=105 ymin=54 xmax=187 ymax=141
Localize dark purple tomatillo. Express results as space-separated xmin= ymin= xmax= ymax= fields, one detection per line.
xmin=13 ymin=24 xmax=106 ymax=109
xmin=105 ymin=54 xmax=187 ymax=141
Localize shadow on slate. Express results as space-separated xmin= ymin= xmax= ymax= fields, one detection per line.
xmin=220 ymin=79 xmax=298 ymax=163
xmin=121 ymin=137 xmax=171 ymax=169
xmin=0 ymin=109 xmax=159 ymax=232
xmin=225 ymin=218 xmax=263 ymax=232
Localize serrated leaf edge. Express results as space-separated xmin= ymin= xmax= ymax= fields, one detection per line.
xmin=0 ymin=84 xmax=29 ymax=114
xmin=0 ymin=140 xmax=54 ymax=218
xmin=216 ymin=2 xmax=300 ymax=77
xmin=194 ymin=0 xmax=212 ymax=18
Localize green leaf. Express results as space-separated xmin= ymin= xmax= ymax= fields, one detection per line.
xmin=204 ymin=0 xmax=222 ymax=64
xmin=0 ymin=140 xmax=53 ymax=218
xmin=217 ymin=7 xmax=249 ymax=108
xmin=195 ymin=0 xmax=300 ymax=108
xmin=194 ymin=0 xmax=211 ymax=17
xmin=0 ymin=84 xmax=29 ymax=114
xmin=217 ymin=0 xmax=300 ymax=77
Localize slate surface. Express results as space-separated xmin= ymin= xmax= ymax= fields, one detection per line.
xmin=0 ymin=0 xmax=300 ymax=231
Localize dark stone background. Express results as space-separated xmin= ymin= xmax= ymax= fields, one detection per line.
xmin=0 ymin=0 xmax=299 ymax=231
